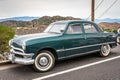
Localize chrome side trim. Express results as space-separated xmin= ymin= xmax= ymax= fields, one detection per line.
xmin=56 ymin=49 xmax=65 ymax=52
xmin=57 ymin=41 xmax=116 ymax=52
xmin=58 ymin=49 xmax=100 ymax=60
xmin=64 ymin=43 xmax=101 ymax=51
xmin=108 ymin=41 xmax=116 ymax=44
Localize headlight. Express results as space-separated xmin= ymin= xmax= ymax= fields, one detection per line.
xmin=22 ymin=42 xmax=26 ymax=50
xmin=9 ymin=39 xmax=13 ymax=46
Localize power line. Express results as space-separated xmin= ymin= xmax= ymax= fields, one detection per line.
xmin=86 ymin=0 xmax=104 ymax=20
xmin=97 ymin=0 xmax=118 ymax=19
xmin=95 ymin=0 xmax=104 ymax=10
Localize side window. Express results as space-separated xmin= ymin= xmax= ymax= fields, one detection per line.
xmin=66 ymin=24 xmax=83 ymax=34
xmin=83 ymin=23 xmax=98 ymax=33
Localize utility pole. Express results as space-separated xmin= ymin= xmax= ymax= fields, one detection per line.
xmin=91 ymin=0 xmax=95 ymax=22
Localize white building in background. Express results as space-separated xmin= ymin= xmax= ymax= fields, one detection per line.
xmin=117 ymin=28 xmax=120 ymax=43
xmin=117 ymin=28 xmax=120 ymax=33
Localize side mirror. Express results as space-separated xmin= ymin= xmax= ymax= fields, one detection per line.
xmin=60 ymin=28 xmax=65 ymax=33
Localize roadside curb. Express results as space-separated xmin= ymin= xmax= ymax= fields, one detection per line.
xmin=0 ymin=60 xmax=11 ymax=65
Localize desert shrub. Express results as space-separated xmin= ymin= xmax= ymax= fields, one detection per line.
xmin=112 ymin=28 xmax=117 ymax=34
xmin=0 ymin=25 xmax=15 ymax=54
xmin=105 ymin=29 xmax=111 ymax=32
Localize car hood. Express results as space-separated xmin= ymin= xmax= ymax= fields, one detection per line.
xmin=12 ymin=33 xmax=60 ymax=45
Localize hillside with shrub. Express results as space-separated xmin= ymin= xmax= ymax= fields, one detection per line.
xmin=0 ymin=16 xmax=81 ymax=27
xmin=0 ymin=16 xmax=82 ymax=35
xmin=99 ymin=22 xmax=120 ymax=33
xmin=0 ymin=16 xmax=120 ymax=35
xmin=0 ymin=25 xmax=15 ymax=53
xmin=0 ymin=25 xmax=15 ymax=60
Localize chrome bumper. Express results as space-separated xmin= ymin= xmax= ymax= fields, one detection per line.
xmin=7 ymin=46 xmax=34 ymax=65
xmin=7 ymin=54 xmax=34 ymax=65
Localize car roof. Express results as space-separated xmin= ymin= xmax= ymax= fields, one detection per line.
xmin=53 ymin=20 xmax=95 ymax=24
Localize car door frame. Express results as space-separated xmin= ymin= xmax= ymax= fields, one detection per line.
xmin=60 ymin=22 xmax=88 ymax=58
xmin=82 ymin=22 xmax=103 ymax=52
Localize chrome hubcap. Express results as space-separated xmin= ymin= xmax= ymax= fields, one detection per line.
xmin=102 ymin=45 xmax=110 ymax=55
xmin=103 ymin=46 xmax=108 ymax=53
xmin=39 ymin=57 xmax=48 ymax=66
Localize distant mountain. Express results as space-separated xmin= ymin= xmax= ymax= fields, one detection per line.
xmin=0 ymin=16 xmax=81 ymax=27
xmin=0 ymin=16 xmax=40 ymax=22
xmin=95 ymin=18 xmax=120 ymax=23
xmin=84 ymin=18 xmax=120 ymax=24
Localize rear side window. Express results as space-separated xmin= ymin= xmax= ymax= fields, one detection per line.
xmin=83 ymin=23 xmax=98 ymax=33
xmin=66 ymin=24 xmax=83 ymax=34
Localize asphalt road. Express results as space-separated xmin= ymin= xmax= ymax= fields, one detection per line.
xmin=0 ymin=45 xmax=120 ymax=80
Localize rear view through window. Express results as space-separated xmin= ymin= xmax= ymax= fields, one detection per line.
xmin=83 ymin=23 xmax=98 ymax=33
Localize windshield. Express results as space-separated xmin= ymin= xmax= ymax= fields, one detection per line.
xmin=44 ymin=23 xmax=66 ymax=33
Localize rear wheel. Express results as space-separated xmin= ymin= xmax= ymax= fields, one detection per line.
xmin=100 ymin=44 xmax=111 ymax=57
xmin=33 ymin=50 xmax=55 ymax=72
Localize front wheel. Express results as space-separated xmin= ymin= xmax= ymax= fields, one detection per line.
xmin=99 ymin=44 xmax=111 ymax=57
xmin=33 ymin=50 xmax=55 ymax=72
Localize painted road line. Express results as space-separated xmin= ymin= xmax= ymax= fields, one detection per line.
xmin=0 ymin=64 xmax=21 ymax=71
xmin=33 ymin=55 xmax=120 ymax=80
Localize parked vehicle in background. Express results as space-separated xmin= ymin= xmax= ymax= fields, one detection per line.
xmin=117 ymin=28 xmax=120 ymax=44
xmin=8 ymin=20 xmax=117 ymax=72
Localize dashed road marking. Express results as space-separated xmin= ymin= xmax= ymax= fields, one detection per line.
xmin=33 ymin=55 xmax=120 ymax=80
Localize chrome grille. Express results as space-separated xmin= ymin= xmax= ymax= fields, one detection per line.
xmin=10 ymin=45 xmax=24 ymax=53
xmin=12 ymin=42 xmax=22 ymax=49
xmin=15 ymin=54 xmax=24 ymax=58
xmin=14 ymin=49 xmax=23 ymax=53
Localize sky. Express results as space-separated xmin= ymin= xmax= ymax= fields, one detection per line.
xmin=0 ymin=0 xmax=120 ymax=19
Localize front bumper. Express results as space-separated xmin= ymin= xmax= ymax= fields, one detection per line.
xmin=7 ymin=54 xmax=34 ymax=65
xmin=7 ymin=46 xmax=34 ymax=65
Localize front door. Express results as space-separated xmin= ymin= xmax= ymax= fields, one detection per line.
xmin=63 ymin=23 xmax=86 ymax=56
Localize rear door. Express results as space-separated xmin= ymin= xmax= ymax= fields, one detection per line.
xmin=82 ymin=22 xmax=102 ymax=52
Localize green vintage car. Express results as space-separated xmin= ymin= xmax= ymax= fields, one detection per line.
xmin=8 ymin=20 xmax=117 ymax=72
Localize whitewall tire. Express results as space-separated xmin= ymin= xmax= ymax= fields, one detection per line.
xmin=100 ymin=44 xmax=111 ymax=57
xmin=33 ymin=50 xmax=55 ymax=72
